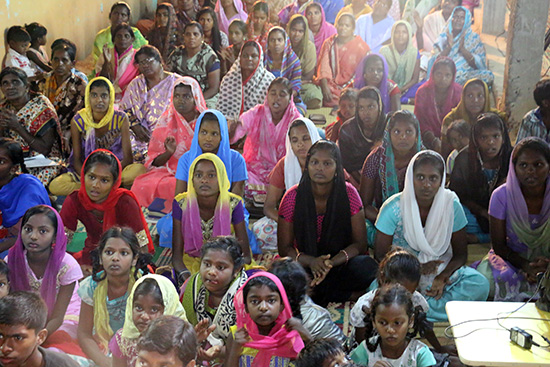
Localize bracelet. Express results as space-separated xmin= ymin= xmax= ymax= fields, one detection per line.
xmin=296 ymin=251 xmax=301 ymax=263
xmin=340 ymin=249 xmax=349 ymax=265
xmin=177 ymin=269 xmax=191 ymax=280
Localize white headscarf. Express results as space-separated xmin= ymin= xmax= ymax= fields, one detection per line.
xmin=283 ymin=118 xmax=321 ymax=189
xmin=401 ymin=150 xmax=457 ymax=271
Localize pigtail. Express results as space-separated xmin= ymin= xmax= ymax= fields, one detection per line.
xmin=362 ymin=309 xmax=380 ymax=352
xmin=413 ymin=306 xmax=432 ymax=338
xmin=90 ymin=248 xmax=107 ymax=282
xmin=134 ymin=252 xmax=154 ymax=280
xmin=18 ymin=154 xmax=28 ymax=174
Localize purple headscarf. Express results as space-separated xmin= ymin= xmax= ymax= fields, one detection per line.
xmin=354 ymin=53 xmax=391 ymax=114
xmin=8 ymin=205 xmax=67 ymax=316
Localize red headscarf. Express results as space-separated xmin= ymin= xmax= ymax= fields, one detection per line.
xmin=78 ymin=149 xmax=154 ymax=252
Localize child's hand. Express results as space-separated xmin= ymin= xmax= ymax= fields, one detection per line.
xmin=438 ymin=344 xmax=458 ymax=356
xmin=373 ymin=361 xmax=393 ymax=367
xmin=285 ymin=317 xmax=312 ymax=343
xmin=198 ymin=345 xmax=223 ymax=361
xmin=194 ymin=319 xmax=216 ymax=343
xmin=81 ymin=264 xmax=93 ymax=278
xmin=421 ymin=260 xmax=443 ymax=275
xmin=234 ymin=327 xmax=250 ymax=346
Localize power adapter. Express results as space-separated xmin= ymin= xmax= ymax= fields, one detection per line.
xmin=510 ymin=327 xmax=538 ymax=350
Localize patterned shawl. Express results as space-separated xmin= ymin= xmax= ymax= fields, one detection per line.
xmin=265 ymin=27 xmax=302 ymax=94
xmin=286 ymin=14 xmax=317 ymax=76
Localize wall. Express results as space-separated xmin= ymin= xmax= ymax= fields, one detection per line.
xmin=0 ymin=0 xmax=157 ymax=60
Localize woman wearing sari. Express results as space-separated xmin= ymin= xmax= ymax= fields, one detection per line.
xmin=278 ymin=0 xmax=312 ymax=28
xmin=119 ymin=45 xmax=179 ymax=162
xmin=172 ymin=153 xmax=251 ymax=275
xmin=431 ymin=6 xmax=494 ymax=86
xmin=230 ymin=77 xmax=302 ymax=195
xmin=217 ymin=40 xmax=275 ymax=120
xmin=216 ymin=0 xmax=248 ymax=34
xmin=0 ymin=67 xmax=63 ymax=186
xmin=305 ymin=3 xmax=336 ymax=60
xmin=286 ymin=14 xmax=323 ymax=109
xmin=414 ymin=56 xmax=462 ymax=150
xmin=265 ymin=27 xmax=302 ymax=98
xmin=354 ymin=53 xmax=401 ymax=113
xmin=476 ymin=138 xmax=550 ymax=301
xmin=147 ymin=3 xmax=185 ymax=62
xmin=375 ymin=150 xmax=490 ymax=321
xmin=380 ymin=20 xmax=423 ymax=104
xmin=96 ymin=23 xmax=140 ymax=102
xmin=316 ymin=13 xmax=370 ymax=108
xmin=132 ymin=77 xmax=207 ymax=209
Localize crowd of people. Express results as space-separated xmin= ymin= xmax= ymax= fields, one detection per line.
xmin=0 ymin=0 xmax=548 ymax=366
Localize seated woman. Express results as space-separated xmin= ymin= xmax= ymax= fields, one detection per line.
xmin=414 ymin=56 xmax=462 ymax=151
xmin=220 ymin=20 xmax=247 ymax=76
xmin=286 ymin=14 xmax=323 ymax=110
xmin=476 ymin=138 xmax=550 ymax=301
xmin=380 ymin=20 xmax=422 ymax=104
xmin=316 ymin=13 xmax=370 ymax=108
xmin=167 ymin=22 xmax=221 ymax=109
xmin=360 ymin=110 xmax=422 ymax=245
xmin=253 ymin=118 xmax=321 ymax=252
xmin=339 ymin=87 xmax=387 ymax=186
xmin=430 ymin=6 xmax=494 ymax=86
xmin=450 ymin=112 xmax=512 ymax=244
xmin=60 ymin=149 xmax=153 ymax=266
xmin=441 ymin=78 xmax=506 ymax=155
xmin=375 ymin=150 xmax=490 ymax=322
xmin=120 ymin=45 xmax=179 ymax=162
xmin=278 ymin=0 xmax=311 ymax=28
xmin=0 ymin=138 xmax=50 ymax=254
xmin=95 ymin=23 xmax=140 ymax=102
xmin=265 ymin=27 xmax=301 ymax=101
xmin=336 ymin=0 xmax=373 ymax=21
xmin=217 ymin=40 xmax=275 ymax=121
xmin=216 ymin=0 xmax=248 ymax=34
xmin=199 ymin=6 xmax=230 ymax=58
xmin=49 ymin=77 xmax=143 ymax=196
xmin=230 ymin=77 xmax=302 ymax=197
xmin=246 ymin=1 xmax=272 ymax=51
xmin=305 ymin=3 xmax=336 ymax=60
xmin=278 ymin=140 xmax=378 ymax=307
xmin=0 ymin=67 xmax=63 ymax=186
xmin=147 ymin=3 xmax=184 ymax=62
xmin=43 ymin=43 xmax=87 ymax=151
xmin=355 ymin=53 xmax=401 ymax=113
xmin=132 ymin=77 xmax=206 ymax=210
xmin=92 ymin=2 xmax=148 ymax=63
xmin=172 ymin=153 xmax=252 ymax=276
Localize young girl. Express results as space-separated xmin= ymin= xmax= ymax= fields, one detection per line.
xmin=355 ymin=53 xmax=401 ymax=114
xmin=325 ymin=88 xmax=358 ymax=142
xmin=269 ymin=257 xmax=345 ymax=343
xmin=305 ymin=3 xmax=336 ymax=59
xmin=247 ymin=1 xmax=272 ymax=51
xmin=25 ymin=22 xmax=51 ymax=73
xmin=77 ymin=227 xmax=152 ymax=367
xmin=8 ymin=205 xmax=82 ymax=342
xmin=172 ymin=154 xmax=251 ymax=278
xmin=146 ymin=3 xmax=184 ymax=62
xmin=216 ymin=0 xmax=249 ymax=34
xmin=181 ymin=236 xmax=248 ymax=363
xmin=0 ymin=259 xmax=9 ymax=298
xmin=350 ymin=284 xmax=437 ymax=367
xmin=225 ymin=272 xmax=309 ymax=367
xmin=198 ymin=7 xmax=229 ymax=59
xmin=110 ymin=274 xmax=187 ymax=367
xmin=220 ymin=19 xmax=247 ymax=75
xmin=60 ymin=149 xmax=153 ymax=267
xmin=445 ymin=119 xmax=470 ymax=175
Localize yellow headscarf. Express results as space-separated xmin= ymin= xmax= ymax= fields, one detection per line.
xmin=78 ymin=76 xmax=116 ymax=131
xmin=380 ymin=20 xmax=418 ymax=89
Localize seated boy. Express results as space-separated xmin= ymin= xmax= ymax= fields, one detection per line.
xmin=3 ymin=26 xmax=38 ymax=79
xmin=296 ymin=338 xmax=350 ymax=367
xmin=516 ymin=78 xmax=550 ymax=144
xmin=136 ymin=315 xmax=197 ymax=367
xmin=0 ymin=291 xmax=79 ymax=367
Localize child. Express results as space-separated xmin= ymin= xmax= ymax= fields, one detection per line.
xmin=136 ymin=315 xmax=198 ymax=367
xmin=7 ymin=205 xmax=83 ymax=343
xmin=516 ymin=78 xmax=550 ymax=144
xmin=296 ymin=338 xmax=350 ymax=367
xmin=25 ymin=22 xmax=52 ymax=73
xmin=247 ymin=1 xmax=272 ymax=51
xmin=445 ymin=119 xmax=470 ymax=175
xmin=0 ymin=259 xmax=9 ymax=298
xmin=59 ymin=149 xmax=153 ymax=267
xmin=111 ymin=274 xmax=187 ymax=367
xmin=225 ymin=271 xmax=310 ymax=367
xmin=350 ymin=248 xmax=456 ymax=358
xmin=77 ymin=227 xmax=152 ymax=367
xmin=3 ymin=26 xmax=38 ymax=79
xmin=0 ymin=292 xmax=79 ymax=367
xmin=350 ymin=284 xmax=437 ymax=367
xmin=325 ymin=88 xmax=358 ymax=142
xmin=221 ymin=19 xmax=248 ymax=75
xmin=269 ymin=258 xmax=345 ymax=343
xmin=181 ymin=236 xmax=248 ymax=363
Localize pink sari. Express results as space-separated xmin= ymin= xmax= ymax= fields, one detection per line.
xmin=238 ymin=95 xmax=302 ymax=186
xmin=309 ymin=3 xmax=336 ymax=59
xmin=216 ymin=0 xmax=249 ymax=34
xmin=131 ymin=76 xmax=207 ymax=209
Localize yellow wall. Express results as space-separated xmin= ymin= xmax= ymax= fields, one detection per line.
xmin=0 ymin=0 xmax=157 ymax=60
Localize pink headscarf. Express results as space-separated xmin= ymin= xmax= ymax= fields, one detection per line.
xmin=8 ymin=205 xmax=67 ymax=317
xmin=234 ymin=271 xmax=305 ymax=367
xmin=216 ymin=0 xmax=249 ymax=34
xmin=308 ymin=3 xmax=337 ymax=58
